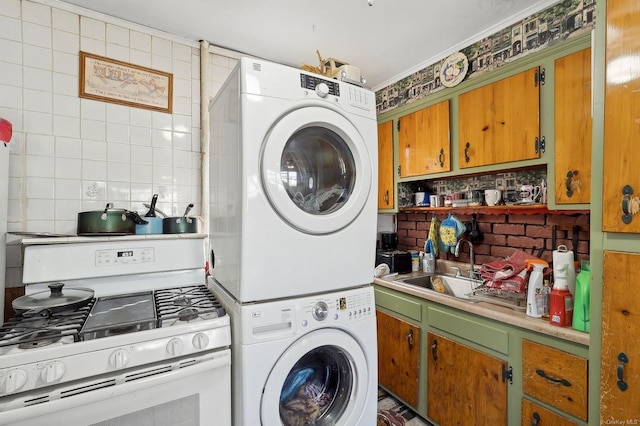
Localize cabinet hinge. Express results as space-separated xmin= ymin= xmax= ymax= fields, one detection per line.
xmin=535 ymin=136 xmax=546 ymax=154
xmin=502 ymin=364 xmax=513 ymax=385
xmin=397 ymin=120 xmax=401 ymax=131
xmin=397 ymin=165 xmax=401 ymax=176
xmin=535 ymin=68 xmax=545 ymax=86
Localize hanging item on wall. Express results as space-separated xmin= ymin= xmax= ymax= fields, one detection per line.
xmin=440 ymin=51 xmax=468 ymax=88
xmin=79 ymin=51 xmax=173 ymax=113
xmin=0 ymin=118 xmax=12 ymax=145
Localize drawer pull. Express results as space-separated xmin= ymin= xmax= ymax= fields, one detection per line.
xmin=617 ymin=352 xmax=629 ymax=391
xmin=431 ymin=339 xmax=438 ymax=361
xmin=535 ymin=369 xmax=571 ymax=387
xmin=531 ymin=412 xmax=540 ymax=426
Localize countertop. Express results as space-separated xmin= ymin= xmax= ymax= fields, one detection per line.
xmin=373 ymin=267 xmax=590 ymax=347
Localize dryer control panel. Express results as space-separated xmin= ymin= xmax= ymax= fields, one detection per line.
xmin=300 ymin=74 xmax=340 ymax=96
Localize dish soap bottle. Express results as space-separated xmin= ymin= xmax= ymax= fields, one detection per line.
xmin=572 ymin=260 xmax=591 ymax=333
xmin=526 ymin=263 xmax=545 ymax=318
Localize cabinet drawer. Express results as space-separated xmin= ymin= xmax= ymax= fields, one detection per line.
xmin=522 ymin=340 xmax=588 ymax=421
xmin=375 ymin=288 xmax=422 ymax=322
xmin=521 ymin=398 xmax=579 ymax=426
xmin=427 ymin=306 xmax=509 ymax=355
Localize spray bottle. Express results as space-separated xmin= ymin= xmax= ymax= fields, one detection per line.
xmin=526 ymin=263 xmax=546 ymax=318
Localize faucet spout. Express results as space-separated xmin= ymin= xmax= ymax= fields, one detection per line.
xmin=454 ymin=238 xmax=477 ymax=280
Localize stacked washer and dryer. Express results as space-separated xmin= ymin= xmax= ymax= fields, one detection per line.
xmin=207 ymin=57 xmax=379 ymax=426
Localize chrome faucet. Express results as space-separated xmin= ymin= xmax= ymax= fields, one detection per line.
xmin=454 ymin=238 xmax=479 ymax=280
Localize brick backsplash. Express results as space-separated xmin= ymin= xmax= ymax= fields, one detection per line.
xmin=396 ymin=211 xmax=590 ymax=266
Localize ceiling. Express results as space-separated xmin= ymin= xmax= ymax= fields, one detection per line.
xmin=56 ymin=0 xmax=559 ymax=90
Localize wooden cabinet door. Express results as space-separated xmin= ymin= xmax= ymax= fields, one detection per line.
xmin=398 ymin=100 xmax=451 ymax=177
xmin=601 ymin=251 xmax=640 ymax=423
xmin=376 ymin=310 xmax=420 ymax=408
xmin=377 ymin=121 xmax=395 ymax=210
xmin=427 ymin=332 xmax=508 ymax=425
xmin=603 ymin=0 xmax=640 ymax=232
xmin=521 ymin=398 xmax=579 ymax=426
xmin=458 ymin=67 xmax=540 ymax=168
xmin=555 ymin=48 xmax=592 ymax=205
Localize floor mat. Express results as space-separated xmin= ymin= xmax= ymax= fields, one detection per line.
xmin=377 ymin=388 xmax=434 ymax=426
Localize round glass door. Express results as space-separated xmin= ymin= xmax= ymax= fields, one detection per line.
xmin=261 ymin=106 xmax=372 ymax=234
xmin=260 ymin=329 xmax=369 ymax=425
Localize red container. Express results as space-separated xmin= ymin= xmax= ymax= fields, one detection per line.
xmin=549 ymin=288 xmax=573 ymax=327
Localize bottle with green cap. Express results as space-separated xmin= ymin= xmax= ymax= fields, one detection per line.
xmin=572 ymin=260 xmax=590 ymax=333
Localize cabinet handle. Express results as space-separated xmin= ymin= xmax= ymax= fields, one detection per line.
xmin=431 ymin=339 xmax=438 ymax=361
xmin=384 ymin=190 xmax=389 ymax=205
xmin=438 ymin=148 xmax=445 ymax=168
xmin=621 ymin=185 xmax=636 ymax=225
xmin=535 ymin=369 xmax=571 ymax=387
xmin=530 ymin=412 xmax=540 ymax=426
xmin=464 ymin=142 xmax=471 ymax=163
xmin=617 ymin=352 xmax=629 ymax=391
xmin=406 ymin=329 xmax=413 ymax=350
xmin=565 ymin=170 xmax=579 ymax=197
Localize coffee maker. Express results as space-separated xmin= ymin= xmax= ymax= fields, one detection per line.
xmin=376 ymin=232 xmax=411 ymax=274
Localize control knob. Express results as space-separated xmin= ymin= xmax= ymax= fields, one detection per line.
xmin=167 ymin=338 xmax=183 ymax=356
xmin=315 ymin=83 xmax=329 ymax=98
xmin=109 ymin=349 xmax=130 ymax=369
xmin=40 ymin=361 xmax=65 ymax=384
xmin=312 ymin=301 xmax=329 ymax=321
xmin=192 ymin=333 xmax=210 ymax=350
xmin=0 ymin=370 xmax=27 ymax=394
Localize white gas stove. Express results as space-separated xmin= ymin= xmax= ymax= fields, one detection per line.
xmin=0 ymin=235 xmax=231 ymax=426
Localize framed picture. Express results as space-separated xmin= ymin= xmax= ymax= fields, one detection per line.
xmin=79 ymin=51 xmax=173 ymax=113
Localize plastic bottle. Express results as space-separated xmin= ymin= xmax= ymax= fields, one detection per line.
xmin=526 ymin=264 xmax=545 ymax=318
xmin=424 ymin=250 xmax=435 ymax=273
xmin=572 ymin=260 xmax=591 ymax=333
xmin=549 ymin=264 xmax=573 ymax=327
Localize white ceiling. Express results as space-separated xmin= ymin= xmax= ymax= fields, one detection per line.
xmin=55 ymin=0 xmax=559 ymax=90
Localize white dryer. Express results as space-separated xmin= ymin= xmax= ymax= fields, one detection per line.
xmin=208 ymin=278 xmax=378 ymax=426
xmin=209 ymin=57 xmax=378 ymax=302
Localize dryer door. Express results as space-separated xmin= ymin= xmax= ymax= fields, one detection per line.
xmin=261 ymin=106 xmax=372 ymax=235
xmin=260 ymin=328 xmax=370 ymax=426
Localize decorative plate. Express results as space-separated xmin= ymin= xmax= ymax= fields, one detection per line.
xmin=440 ymin=51 xmax=469 ymax=88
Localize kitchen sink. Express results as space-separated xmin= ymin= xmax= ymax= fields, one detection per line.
xmin=393 ymin=273 xmax=526 ymax=311
xmin=394 ymin=274 xmax=480 ymax=301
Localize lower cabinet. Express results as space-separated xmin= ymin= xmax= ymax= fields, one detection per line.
xmin=427 ymin=332 xmax=508 ymax=425
xmin=522 ymin=340 xmax=588 ymax=422
xmin=376 ymin=309 xmax=421 ymax=407
xmin=521 ymin=398 xmax=579 ymax=426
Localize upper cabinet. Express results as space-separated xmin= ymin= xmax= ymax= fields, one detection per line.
xmin=397 ymin=100 xmax=451 ymax=178
xmin=554 ymin=48 xmax=592 ymax=205
xmin=377 ymin=121 xmax=395 ymax=210
xmin=458 ymin=67 xmax=541 ymax=168
xmin=603 ymin=0 xmax=640 ymax=233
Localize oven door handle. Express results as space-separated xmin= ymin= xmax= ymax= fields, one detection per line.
xmin=0 ymin=350 xmax=230 ymax=425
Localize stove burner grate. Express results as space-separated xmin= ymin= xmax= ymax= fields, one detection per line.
xmin=155 ymin=285 xmax=225 ymax=324
xmin=0 ymin=300 xmax=94 ymax=348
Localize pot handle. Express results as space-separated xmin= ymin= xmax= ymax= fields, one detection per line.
xmin=129 ymin=210 xmax=149 ymax=225
xmin=100 ymin=203 xmax=114 ymax=220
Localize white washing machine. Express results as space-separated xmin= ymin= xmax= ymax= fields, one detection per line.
xmin=209 ymin=57 xmax=378 ymax=302
xmin=208 ymin=278 xmax=378 ymax=426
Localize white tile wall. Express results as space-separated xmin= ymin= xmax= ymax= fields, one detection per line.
xmin=2 ymin=0 xmax=237 ymax=240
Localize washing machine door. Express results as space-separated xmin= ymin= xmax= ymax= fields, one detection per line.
xmin=261 ymin=106 xmax=372 ymax=235
xmin=260 ymin=328 xmax=370 ymax=426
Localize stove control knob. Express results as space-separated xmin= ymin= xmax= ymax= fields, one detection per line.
xmin=192 ymin=333 xmax=209 ymax=350
xmin=0 ymin=369 xmax=27 ymax=394
xmin=109 ymin=349 xmax=130 ymax=369
xmin=315 ymin=83 xmax=330 ymax=98
xmin=40 ymin=361 xmax=65 ymax=384
xmin=167 ymin=338 xmax=183 ymax=356
xmin=312 ymin=301 xmax=329 ymax=321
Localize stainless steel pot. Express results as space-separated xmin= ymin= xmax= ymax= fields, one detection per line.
xmin=12 ymin=283 xmax=94 ymax=318
xmin=77 ymin=203 xmax=148 ymax=236
xmin=163 ymin=203 xmax=198 ymax=234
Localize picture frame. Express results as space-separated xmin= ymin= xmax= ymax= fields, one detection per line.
xmin=79 ymin=51 xmax=173 ymax=113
